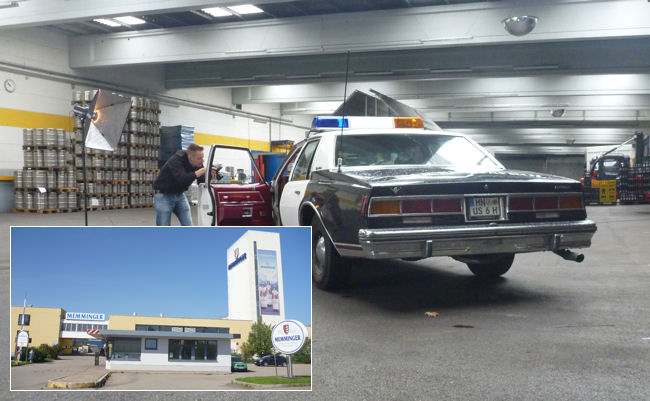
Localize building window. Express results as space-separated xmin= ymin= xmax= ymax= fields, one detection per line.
xmin=109 ymin=338 xmax=141 ymax=360
xmin=233 ymin=334 xmax=241 ymax=339
xmin=18 ymin=314 xmax=30 ymax=326
xmin=144 ymin=338 xmax=157 ymax=350
xmin=168 ymin=339 xmax=217 ymax=361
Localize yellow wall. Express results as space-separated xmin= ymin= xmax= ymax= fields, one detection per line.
xmin=10 ymin=306 xmax=65 ymax=352
xmin=194 ymin=132 xmax=269 ymax=152
xmin=0 ymin=107 xmax=73 ymax=131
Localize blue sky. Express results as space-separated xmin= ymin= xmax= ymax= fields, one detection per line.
xmin=11 ymin=227 xmax=311 ymax=325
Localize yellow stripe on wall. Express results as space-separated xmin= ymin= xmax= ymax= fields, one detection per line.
xmin=194 ymin=132 xmax=270 ymax=152
xmin=0 ymin=107 xmax=73 ymax=131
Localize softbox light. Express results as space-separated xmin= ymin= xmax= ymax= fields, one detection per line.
xmin=84 ymin=90 xmax=131 ymax=151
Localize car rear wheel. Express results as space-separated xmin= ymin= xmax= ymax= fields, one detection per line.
xmin=466 ymin=253 xmax=515 ymax=278
xmin=311 ymin=215 xmax=350 ymax=289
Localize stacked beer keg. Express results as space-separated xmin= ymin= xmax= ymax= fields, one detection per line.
xmin=14 ymin=127 xmax=76 ymax=212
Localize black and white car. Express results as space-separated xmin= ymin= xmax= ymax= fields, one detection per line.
xmin=198 ymin=116 xmax=597 ymax=289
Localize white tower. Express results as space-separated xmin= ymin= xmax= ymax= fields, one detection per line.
xmin=227 ymin=230 xmax=285 ymax=326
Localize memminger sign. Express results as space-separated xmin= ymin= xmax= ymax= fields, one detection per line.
xmin=271 ymin=320 xmax=308 ymax=355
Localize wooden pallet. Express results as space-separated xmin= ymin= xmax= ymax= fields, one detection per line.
xmin=13 ymin=208 xmax=61 ymax=214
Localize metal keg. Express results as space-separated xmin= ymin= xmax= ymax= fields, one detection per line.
xmin=23 ymin=169 xmax=34 ymax=188
xmin=92 ymin=155 xmax=104 ymax=168
xmin=23 ymin=149 xmax=34 ymax=168
xmin=45 ymin=128 xmax=57 ymax=146
xmin=45 ymin=149 xmax=57 ymax=168
xmin=25 ymin=191 xmax=34 ymax=209
xmin=65 ymin=131 xmax=73 ymax=149
xmin=105 ymin=170 xmax=113 ymax=181
xmin=23 ymin=128 xmax=34 ymax=146
xmin=75 ymin=169 xmax=84 ymax=181
xmin=14 ymin=191 xmax=24 ymax=209
xmin=94 ymin=170 xmax=104 ymax=181
xmin=73 ymin=90 xmax=82 ymax=102
xmin=33 ymin=128 xmax=44 ymax=146
xmin=48 ymin=192 xmax=57 ymax=210
xmin=137 ymin=97 xmax=144 ymax=108
xmin=95 ymin=183 xmax=103 ymax=194
xmin=57 ymin=150 xmax=66 ymax=167
xmin=57 ymin=170 xmax=66 ymax=188
xmin=66 ymin=170 xmax=75 ymax=188
xmin=87 ymin=182 xmax=95 ymax=194
xmin=58 ymin=192 xmax=68 ymax=209
xmin=74 ymin=130 xmax=82 ymax=142
xmin=56 ymin=129 xmax=66 ymax=147
xmin=35 ymin=192 xmax=46 ymax=210
xmin=47 ymin=171 xmax=56 ymax=189
xmin=129 ymin=120 xmax=137 ymax=132
xmin=83 ymin=90 xmax=92 ymax=102
xmin=35 ymin=149 xmax=44 ymax=168
xmin=14 ymin=170 xmax=23 ymax=189
xmin=129 ymin=108 xmax=137 ymax=120
xmin=34 ymin=170 xmax=47 ymax=188
xmin=68 ymin=192 xmax=77 ymax=209
xmin=105 ymin=197 xmax=112 ymax=208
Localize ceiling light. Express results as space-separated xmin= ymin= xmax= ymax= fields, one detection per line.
xmin=202 ymin=7 xmax=232 ymax=17
xmin=94 ymin=18 xmax=121 ymax=27
xmin=114 ymin=16 xmax=146 ymax=25
xmin=502 ymin=16 xmax=538 ymax=36
xmin=227 ymin=4 xmax=264 ymax=14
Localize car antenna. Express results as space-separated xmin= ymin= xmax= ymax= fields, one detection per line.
xmin=338 ymin=50 xmax=351 ymax=173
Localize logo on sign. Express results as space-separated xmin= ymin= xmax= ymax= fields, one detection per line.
xmin=228 ymin=250 xmax=247 ymax=270
xmin=234 ymin=248 xmax=239 ymax=259
xmin=271 ymin=320 xmax=308 ymax=355
xmin=65 ymin=312 xmax=105 ymax=321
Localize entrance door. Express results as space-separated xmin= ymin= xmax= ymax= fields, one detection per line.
xmin=279 ymin=139 xmax=320 ymax=226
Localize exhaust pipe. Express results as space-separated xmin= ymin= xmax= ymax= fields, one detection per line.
xmin=553 ymin=249 xmax=584 ymax=263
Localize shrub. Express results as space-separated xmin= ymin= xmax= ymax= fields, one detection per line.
xmin=20 ymin=347 xmax=48 ymax=363
xmin=38 ymin=344 xmax=62 ymax=360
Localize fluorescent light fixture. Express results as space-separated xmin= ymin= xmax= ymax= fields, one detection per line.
xmin=114 ymin=16 xmax=146 ymax=25
xmin=228 ymin=4 xmax=264 ymax=14
xmin=94 ymin=18 xmax=121 ymax=27
xmin=202 ymin=7 xmax=232 ymax=17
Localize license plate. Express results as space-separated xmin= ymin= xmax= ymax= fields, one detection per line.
xmin=467 ymin=197 xmax=504 ymax=220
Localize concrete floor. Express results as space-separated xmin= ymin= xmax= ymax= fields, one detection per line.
xmin=2 ymin=204 xmax=649 ymax=400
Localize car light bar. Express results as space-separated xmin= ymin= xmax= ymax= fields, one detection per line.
xmin=311 ymin=116 xmax=424 ymax=130
xmin=218 ymin=191 xmax=264 ymax=203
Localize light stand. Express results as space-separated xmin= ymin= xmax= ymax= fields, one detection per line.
xmin=72 ymin=104 xmax=97 ymax=227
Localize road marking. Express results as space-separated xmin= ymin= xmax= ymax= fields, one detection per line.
xmin=642 ymin=337 xmax=650 ymax=340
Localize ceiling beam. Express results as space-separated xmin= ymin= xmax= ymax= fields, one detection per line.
xmin=0 ymin=0 xmax=289 ymax=29
xmin=233 ymin=73 xmax=650 ymax=104
xmin=69 ymin=1 xmax=650 ymax=68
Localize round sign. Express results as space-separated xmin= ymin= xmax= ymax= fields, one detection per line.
xmin=17 ymin=330 xmax=29 ymax=347
xmin=271 ymin=320 xmax=308 ymax=355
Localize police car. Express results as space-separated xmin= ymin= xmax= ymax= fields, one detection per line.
xmin=198 ymin=116 xmax=597 ymax=289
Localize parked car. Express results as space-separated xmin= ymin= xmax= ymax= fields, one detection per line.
xmin=198 ymin=116 xmax=597 ymax=289
xmin=254 ymin=355 xmax=287 ymax=367
xmin=231 ymin=356 xmax=248 ymax=372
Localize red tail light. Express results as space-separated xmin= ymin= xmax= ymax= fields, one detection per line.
xmin=534 ymin=196 xmax=558 ymax=210
xmin=402 ymin=199 xmax=431 ymax=214
xmin=218 ymin=191 xmax=264 ymax=203
xmin=559 ymin=195 xmax=582 ymax=209
xmin=432 ymin=199 xmax=461 ymax=213
xmin=509 ymin=197 xmax=533 ymax=211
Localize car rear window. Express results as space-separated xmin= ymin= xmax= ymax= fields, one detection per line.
xmin=335 ymin=134 xmax=500 ymax=170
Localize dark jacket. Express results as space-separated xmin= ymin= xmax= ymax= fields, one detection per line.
xmin=153 ymin=150 xmax=205 ymax=194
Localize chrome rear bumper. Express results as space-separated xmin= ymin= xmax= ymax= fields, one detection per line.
xmin=357 ymin=220 xmax=597 ymax=259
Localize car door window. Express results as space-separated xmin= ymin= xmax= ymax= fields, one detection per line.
xmin=290 ymin=140 xmax=319 ymax=181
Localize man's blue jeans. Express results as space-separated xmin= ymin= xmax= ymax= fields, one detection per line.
xmin=154 ymin=192 xmax=193 ymax=226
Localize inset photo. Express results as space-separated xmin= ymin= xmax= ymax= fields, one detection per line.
xmin=10 ymin=226 xmax=311 ymax=391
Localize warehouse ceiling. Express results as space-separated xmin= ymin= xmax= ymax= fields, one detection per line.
xmin=1 ymin=0 xmax=650 ymax=155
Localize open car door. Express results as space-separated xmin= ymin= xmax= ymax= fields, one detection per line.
xmin=197 ymin=145 xmax=274 ymax=226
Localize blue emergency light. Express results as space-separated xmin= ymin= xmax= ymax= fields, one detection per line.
xmin=312 ymin=116 xmax=349 ymax=128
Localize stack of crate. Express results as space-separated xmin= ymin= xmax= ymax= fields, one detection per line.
xmin=620 ymin=157 xmax=650 ymax=204
xmin=126 ymin=96 xmax=161 ymax=208
xmin=13 ymin=128 xmax=77 ymax=213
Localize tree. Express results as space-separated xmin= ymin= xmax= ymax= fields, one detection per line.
xmin=240 ymin=317 xmax=273 ymax=360
xmin=292 ymin=338 xmax=311 ymax=364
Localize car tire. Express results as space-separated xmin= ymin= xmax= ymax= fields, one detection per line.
xmin=467 ymin=253 xmax=515 ymax=278
xmin=311 ymin=215 xmax=350 ymax=290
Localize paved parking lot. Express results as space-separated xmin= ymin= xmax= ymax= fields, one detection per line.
xmin=11 ymin=354 xmax=105 ymax=390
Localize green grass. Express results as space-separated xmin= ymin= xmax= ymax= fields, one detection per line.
xmin=235 ymin=376 xmax=311 ymax=385
xmin=11 ymin=361 xmax=32 ymax=367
